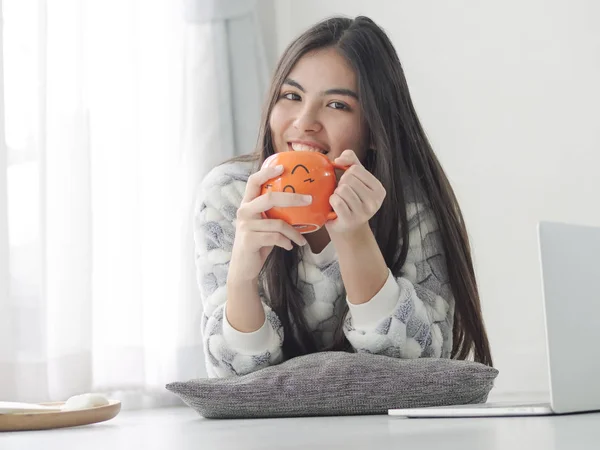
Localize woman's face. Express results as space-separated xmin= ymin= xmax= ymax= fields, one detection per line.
xmin=269 ymin=48 xmax=368 ymax=162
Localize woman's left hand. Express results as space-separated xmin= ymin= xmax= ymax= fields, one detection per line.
xmin=326 ymin=149 xmax=386 ymax=234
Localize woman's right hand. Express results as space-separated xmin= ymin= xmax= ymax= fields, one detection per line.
xmin=228 ymin=164 xmax=312 ymax=283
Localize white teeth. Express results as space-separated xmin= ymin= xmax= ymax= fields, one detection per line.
xmin=290 ymin=142 xmax=324 ymax=153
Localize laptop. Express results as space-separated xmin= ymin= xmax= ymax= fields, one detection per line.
xmin=389 ymin=220 xmax=600 ymax=418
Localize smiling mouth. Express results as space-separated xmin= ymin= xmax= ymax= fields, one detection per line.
xmin=288 ymin=142 xmax=328 ymax=154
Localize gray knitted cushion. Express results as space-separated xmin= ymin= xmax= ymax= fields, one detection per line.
xmin=166 ymin=352 xmax=498 ymax=419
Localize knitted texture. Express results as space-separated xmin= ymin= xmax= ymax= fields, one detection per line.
xmin=194 ymin=160 xmax=454 ymax=377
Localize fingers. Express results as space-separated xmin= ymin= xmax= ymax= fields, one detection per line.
xmin=251 ymin=232 xmax=294 ymax=251
xmin=329 ymin=191 xmax=352 ymax=220
xmin=243 ymin=165 xmax=284 ymax=203
xmin=334 ymin=183 xmax=362 ymax=212
xmin=334 ymin=166 xmax=386 ymax=219
xmin=338 ymin=173 xmax=371 ymax=205
xmin=334 ymin=149 xmax=383 ymax=193
xmin=246 ymin=219 xmax=307 ymax=247
xmin=334 ymin=149 xmax=361 ymax=167
xmin=238 ymin=191 xmax=312 ymax=219
xmin=340 ymin=164 xmax=383 ymax=192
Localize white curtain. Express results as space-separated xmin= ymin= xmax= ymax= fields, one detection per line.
xmin=0 ymin=0 xmax=267 ymax=407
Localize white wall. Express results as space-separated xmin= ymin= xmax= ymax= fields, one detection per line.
xmin=268 ymin=0 xmax=600 ymax=399
xmin=256 ymin=0 xmax=279 ymax=69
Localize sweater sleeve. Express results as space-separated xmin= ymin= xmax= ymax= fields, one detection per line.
xmin=343 ymin=201 xmax=455 ymax=359
xmin=194 ymin=163 xmax=284 ymax=378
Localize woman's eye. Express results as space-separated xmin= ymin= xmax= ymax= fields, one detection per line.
xmin=328 ymin=101 xmax=348 ymax=110
xmin=282 ymin=92 xmax=301 ymax=101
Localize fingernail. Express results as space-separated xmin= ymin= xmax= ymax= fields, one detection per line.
xmin=274 ymin=165 xmax=284 ymax=172
xmin=302 ymin=195 xmax=312 ymax=204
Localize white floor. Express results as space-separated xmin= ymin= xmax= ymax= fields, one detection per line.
xmin=2 ymin=405 xmax=600 ymax=449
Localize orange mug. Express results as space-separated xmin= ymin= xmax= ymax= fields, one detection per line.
xmin=260 ymin=151 xmax=347 ymax=234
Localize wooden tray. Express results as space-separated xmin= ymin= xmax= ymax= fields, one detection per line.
xmin=0 ymin=400 xmax=121 ymax=432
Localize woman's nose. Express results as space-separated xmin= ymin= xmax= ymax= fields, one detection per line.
xmin=293 ymin=106 xmax=322 ymax=133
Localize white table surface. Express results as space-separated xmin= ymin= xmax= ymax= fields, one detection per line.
xmin=1 ymin=406 xmax=600 ymax=449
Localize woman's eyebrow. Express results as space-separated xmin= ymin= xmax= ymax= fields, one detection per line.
xmin=283 ymin=78 xmax=305 ymax=92
xmin=324 ymin=88 xmax=358 ymax=99
xmin=283 ymin=78 xmax=358 ymax=99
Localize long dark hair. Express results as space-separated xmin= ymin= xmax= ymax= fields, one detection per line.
xmin=245 ymin=16 xmax=492 ymax=366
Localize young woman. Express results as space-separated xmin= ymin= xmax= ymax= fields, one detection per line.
xmin=194 ymin=16 xmax=493 ymax=377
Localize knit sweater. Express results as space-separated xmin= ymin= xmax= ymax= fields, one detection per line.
xmin=194 ymin=159 xmax=455 ymax=378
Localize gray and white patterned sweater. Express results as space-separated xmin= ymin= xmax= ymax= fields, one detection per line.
xmin=194 ymin=160 xmax=455 ymax=378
